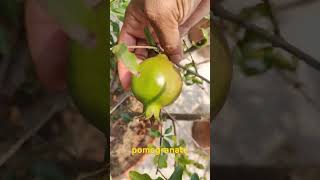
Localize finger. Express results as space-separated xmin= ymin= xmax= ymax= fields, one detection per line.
xmin=146 ymin=13 xmax=182 ymax=64
xmin=179 ymin=0 xmax=210 ymax=36
xmin=117 ymin=20 xmax=137 ymax=91
xmin=134 ymin=39 xmax=149 ymax=60
xmin=25 ymin=0 xmax=68 ymax=91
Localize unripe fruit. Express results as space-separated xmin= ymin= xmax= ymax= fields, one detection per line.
xmin=68 ymin=4 xmax=107 ymax=133
xmin=131 ymin=54 xmax=182 ymax=120
xmin=212 ymin=22 xmax=232 ymax=119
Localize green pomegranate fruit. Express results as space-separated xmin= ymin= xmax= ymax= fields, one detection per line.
xmin=212 ymin=22 xmax=233 ymax=119
xmin=68 ymin=3 xmax=107 ymax=133
xmin=131 ymin=54 xmax=182 ymax=121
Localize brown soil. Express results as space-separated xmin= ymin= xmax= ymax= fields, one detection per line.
xmin=110 ymin=95 xmax=158 ymax=178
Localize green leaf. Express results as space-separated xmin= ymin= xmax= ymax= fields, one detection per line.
xmin=148 ymin=128 xmax=161 ymax=137
xmin=177 ymin=155 xmax=193 ymax=166
xmin=169 ymin=166 xmax=184 ymax=180
xmin=192 ymin=162 xmax=205 ymax=169
xmin=155 ymin=177 xmax=164 ymax=180
xmin=153 ymin=154 xmax=168 ymax=168
xmin=190 ymin=173 xmax=200 ymax=180
xmin=163 ymin=138 xmax=171 ymax=148
xmin=268 ymin=52 xmax=298 ymax=71
xmin=166 ymin=135 xmax=176 ymax=140
xmin=129 ymin=171 xmax=152 ymax=180
xmin=237 ymin=46 xmax=273 ymax=76
xmin=159 ymin=154 xmax=168 ymax=168
xmin=165 ymin=126 xmax=173 ymax=134
xmin=179 ymin=139 xmax=186 ymax=147
xmin=112 ymin=43 xmax=139 ymax=74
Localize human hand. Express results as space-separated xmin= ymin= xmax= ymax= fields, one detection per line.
xmin=118 ymin=0 xmax=210 ymax=90
xmin=25 ymin=0 xmax=101 ymax=91
xmin=25 ymin=0 xmax=68 ymax=91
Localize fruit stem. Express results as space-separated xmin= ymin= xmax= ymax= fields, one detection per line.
xmin=127 ymin=45 xmax=158 ymax=50
xmin=145 ymin=104 xmax=161 ymax=121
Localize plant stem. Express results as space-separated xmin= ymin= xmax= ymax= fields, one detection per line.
xmin=110 ymin=92 xmax=131 ymax=114
xmin=128 ymin=112 xmax=208 ymax=121
xmin=176 ymin=63 xmax=210 ymax=84
xmin=156 ymin=123 xmax=163 ymax=175
xmin=262 ymin=0 xmax=281 ymax=36
xmin=212 ymin=5 xmax=320 ymax=71
xmin=158 ymin=169 xmax=168 ymax=180
xmin=127 ymin=45 xmax=159 ymax=51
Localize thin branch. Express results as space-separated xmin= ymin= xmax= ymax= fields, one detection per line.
xmin=110 ymin=92 xmax=131 ymax=114
xmin=156 ymin=123 xmax=163 ymax=175
xmin=196 ymin=59 xmax=210 ymax=66
xmin=182 ymin=40 xmax=212 ymax=89
xmin=128 ymin=112 xmax=208 ymax=121
xmin=212 ymin=6 xmax=320 ymax=72
xmin=262 ymin=0 xmax=281 ymax=36
xmin=168 ymin=112 xmax=177 ymax=167
xmin=158 ymin=169 xmax=168 ymax=180
xmin=127 ymin=45 xmax=159 ymax=51
xmin=171 ymin=119 xmax=177 ymax=137
xmin=0 ymin=104 xmax=63 ymax=167
xmin=176 ymin=63 xmax=210 ymax=84
xmin=183 ymin=40 xmax=198 ymax=73
xmin=262 ymin=0 xmax=320 ymax=111
xmin=261 ymin=1 xmax=320 ymax=111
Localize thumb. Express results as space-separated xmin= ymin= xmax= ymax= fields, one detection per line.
xmin=147 ymin=14 xmax=182 ymax=64
xmin=25 ymin=0 xmax=68 ymax=91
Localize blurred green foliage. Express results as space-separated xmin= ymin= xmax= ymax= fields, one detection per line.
xmin=228 ymin=2 xmax=299 ymax=76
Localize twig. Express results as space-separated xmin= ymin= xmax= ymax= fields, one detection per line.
xmin=156 ymin=123 xmax=163 ymax=175
xmin=212 ymin=6 xmax=320 ymax=71
xmin=262 ymin=0 xmax=281 ymax=36
xmin=182 ymin=40 xmax=212 ymax=90
xmin=183 ymin=40 xmax=198 ymax=73
xmin=176 ymin=63 xmax=210 ymax=84
xmin=127 ymin=45 xmax=159 ymax=51
xmin=158 ymin=169 xmax=168 ymax=180
xmin=0 ymin=104 xmax=63 ymax=167
xmin=196 ymin=59 xmax=210 ymax=66
xmin=261 ymin=1 xmax=320 ymax=111
xmin=171 ymin=119 xmax=177 ymax=137
xmin=169 ymin=113 xmax=177 ymax=167
xmin=128 ymin=112 xmax=208 ymax=121
xmin=110 ymin=92 xmax=131 ymax=114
